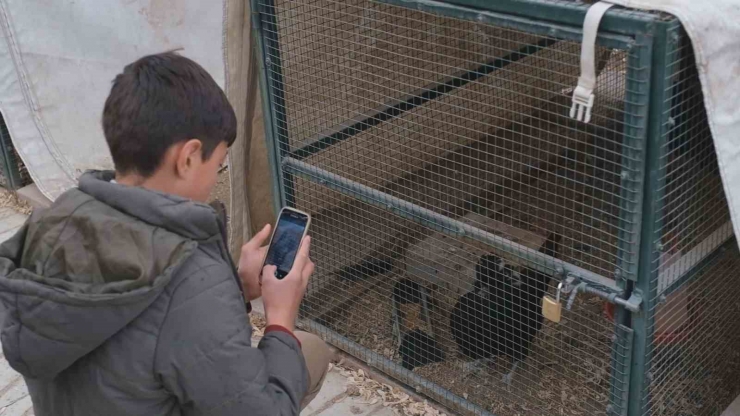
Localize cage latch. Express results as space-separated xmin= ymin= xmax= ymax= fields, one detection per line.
xmin=570 ymin=1 xmax=615 ymax=124
xmin=562 ymin=274 xmax=643 ymax=313
xmin=622 ymin=290 xmax=643 ymax=314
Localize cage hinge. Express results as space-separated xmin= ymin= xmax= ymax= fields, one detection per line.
xmin=570 ymin=1 xmax=615 ymax=124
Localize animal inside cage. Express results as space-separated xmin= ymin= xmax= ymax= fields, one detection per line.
xmin=251 ymin=0 xmax=740 ymax=415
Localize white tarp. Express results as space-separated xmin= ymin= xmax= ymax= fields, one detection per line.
xmin=0 ymin=0 xmax=226 ymax=200
xmin=606 ymin=0 xmax=740 ymax=252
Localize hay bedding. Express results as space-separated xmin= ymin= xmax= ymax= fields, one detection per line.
xmin=0 ymin=188 xmax=31 ymax=215
xmin=336 ymin=363 xmax=449 ymax=416
xmin=332 ymin=262 xmax=615 ymax=415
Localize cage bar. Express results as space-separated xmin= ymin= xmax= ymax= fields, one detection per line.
xmin=0 ymin=112 xmax=31 ymax=190
xmin=286 ymin=156 xmax=619 ymax=290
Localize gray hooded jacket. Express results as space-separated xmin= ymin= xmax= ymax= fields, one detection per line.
xmin=0 ymin=171 xmax=308 ymax=415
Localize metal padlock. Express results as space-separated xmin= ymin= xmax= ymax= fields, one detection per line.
xmin=542 ymin=282 xmax=563 ymax=323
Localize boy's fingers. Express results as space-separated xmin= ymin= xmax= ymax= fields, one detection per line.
xmin=261 ymin=265 xmax=277 ymax=284
xmin=301 ymin=260 xmax=314 ymax=289
xmin=303 ymin=258 xmax=315 ymax=277
xmin=292 ymin=236 xmax=312 ymax=270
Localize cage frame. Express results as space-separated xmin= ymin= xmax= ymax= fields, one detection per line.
xmin=0 ymin=110 xmax=30 ymax=190
xmin=250 ymin=1 xmax=734 ymax=414
xmin=630 ymin=17 xmax=737 ymax=416
xmin=252 ymin=0 xmax=653 ymax=290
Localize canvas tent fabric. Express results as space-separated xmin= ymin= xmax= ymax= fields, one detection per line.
xmin=0 ymin=0 xmax=273 ymax=257
xmin=226 ymin=77 xmax=277 ymax=257
xmin=0 ymin=0 xmax=227 ymax=200
xmin=605 ymin=0 xmax=740 ymax=248
xmin=223 ymin=0 xmax=277 ymax=258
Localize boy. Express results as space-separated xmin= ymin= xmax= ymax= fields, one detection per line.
xmin=0 ymin=52 xmax=331 ymax=415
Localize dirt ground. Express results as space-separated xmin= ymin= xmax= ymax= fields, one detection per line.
xmin=324 ymin=257 xmax=615 ymax=416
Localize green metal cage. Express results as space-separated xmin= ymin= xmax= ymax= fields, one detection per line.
xmin=251 ymin=1 xmax=740 ymax=414
xmin=0 ymin=112 xmax=31 ymax=190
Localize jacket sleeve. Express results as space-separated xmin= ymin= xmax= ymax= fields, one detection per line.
xmin=154 ymin=261 xmax=309 ymax=416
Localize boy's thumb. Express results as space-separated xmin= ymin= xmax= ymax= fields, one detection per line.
xmin=257 ymin=224 xmax=271 ymax=240
xmin=246 ymin=224 xmax=272 ymax=249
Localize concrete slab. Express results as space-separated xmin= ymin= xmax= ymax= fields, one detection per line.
xmin=0 ymin=207 xmax=26 ymax=247
xmin=0 ymin=228 xmax=21 ymax=244
xmin=16 ymin=184 xmax=51 ymax=210
xmin=722 ymin=393 xmax=740 ymax=416
xmin=2 ymin=394 xmax=33 ymax=416
xmin=301 ymin=371 xmax=394 ymax=416
xmin=0 ymin=358 xmax=32 ymax=416
xmin=0 ymin=210 xmax=34 ymax=415
xmin=0 ymin=207 xmax=26 ymax=230
xmin=253 ymin=328 xmax=397 ymax=416
xmin=301 ymin=370 xmax=347 ymax=414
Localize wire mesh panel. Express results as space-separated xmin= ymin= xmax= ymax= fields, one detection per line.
xmin=633 ymin=22 xmax=740 ymax=416
xmin=0 ymin=112 xmax=31 ymax=190
xmin=253 ymin=0 xmax=738 ymax=415
xmin=291 ymin=177 xmax=633 ymax=415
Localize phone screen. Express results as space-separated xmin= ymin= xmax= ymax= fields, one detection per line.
xmin=264 ymin=210 xmax=309 ymax=279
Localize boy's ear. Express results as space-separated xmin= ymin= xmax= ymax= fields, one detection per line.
xmin=175 ymin=139 xmax=204 ymax=178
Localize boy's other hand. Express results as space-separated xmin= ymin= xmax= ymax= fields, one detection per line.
xmin=261 ymin=237 xmax=314 ymax=332
xmin=238 ymin=224 xmax=272 ymax=301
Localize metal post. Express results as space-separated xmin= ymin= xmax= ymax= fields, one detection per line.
xmin=389 ymin=0 xmax=662 ymax=36
xmin=605 ymin=30 xmax=655 ymax=416
xmin=615 ymin=37 xmax=653 ymax=285
xmin=251 ymin=0 xmax=293 ymax=211
xmin=627 ymin=22 xmax=676 ymax=416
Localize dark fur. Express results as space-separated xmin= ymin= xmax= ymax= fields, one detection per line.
xmin=450 ymin=233 xmax=562 ymax=364
xmin=393 ymin=279 xmax=422 ymax=306
xmin=338 ymin=257 xmax=394 ymax=282
xmin=399 ymin=329 xmax=445 ymax=370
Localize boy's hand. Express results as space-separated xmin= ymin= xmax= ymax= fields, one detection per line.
xmin=261 ymin=237 xmax=314 ymax=332
xmin=238 ymin=224 xmax=272 ymax=301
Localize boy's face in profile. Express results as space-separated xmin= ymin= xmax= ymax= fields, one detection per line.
xmin=186 ymin=141 xmax=228 ymax=202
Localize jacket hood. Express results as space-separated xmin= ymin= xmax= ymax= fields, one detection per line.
xmin=0 ymin=171 xmax=222 ymax=380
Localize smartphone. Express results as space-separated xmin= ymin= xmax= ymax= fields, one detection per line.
xmin=262 ymin=207 xmax=312 ymax=279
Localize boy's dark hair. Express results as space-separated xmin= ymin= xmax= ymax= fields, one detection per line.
xmin=103 ymin=52 xmax=236 ymax=177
